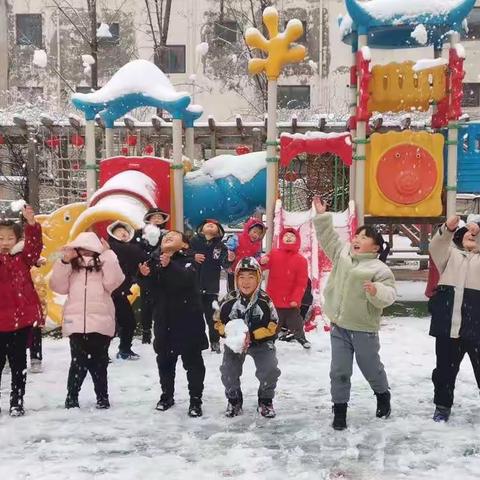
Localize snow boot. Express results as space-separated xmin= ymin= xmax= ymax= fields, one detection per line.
xmin=332 ymin=403 xmax=348 ymax=430
xmin=9 ymin=405 xmax=25 ymax=417
xmin=142 ymin=331 xmax=152 ymax=345
xmin=297 ymin=337 xmax=312 ymax=349
xmin=30 ymin=359 xmax=43 ymax=374
xmin=210 ymin=342 xmax=221 ymax=354
xmin=226 ymin=392 xmax=243 ymax=417
xmin=375 ymin=391 xmax=391 ymax=419
xmin=188 ymin=397 xmax=203 ymax=417
xmin=96 ymin=397 xmax=110 ymax=410
xmin=116 ymin=350 xmax=140 ymax=361
xmin=156 ymin=394 xmax=175 ymax=411
xmin=258 ymin=398 xmax=276 ymax=418
xmin=433 ymin=405 xmax=451 ymax=423
xmin=65 ymin=395 xmax=80 ymax=409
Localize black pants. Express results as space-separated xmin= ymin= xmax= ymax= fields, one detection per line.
xmin=0 ymin=327 xmax=31 ymax=408
xmin=67 ymin=333 xmax=111 ymax=402
xmin=432 ymin=336 xmax=480 ymax=408
xmin=202 ymin=293 xmax=219 ymax=344
xmin=156 ymin=350 xmax=205 ymax=400
xmin=29 ymin=326 xmax=42 ymax=361
xmin=227 ymin=273 xmax=235 ymax=292
xmin=113 ymin=293 xmax=136 ymax=353
xmin=277 ymin=307 xmax=306 ymax=340
xmin=141 ymin=288 xmax=154 ymax=336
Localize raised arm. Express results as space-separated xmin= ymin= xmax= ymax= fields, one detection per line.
xmin=429 ymin=216 xmax=459 ymax=274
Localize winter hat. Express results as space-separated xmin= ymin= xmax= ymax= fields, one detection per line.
xmin=107 ymin=221 xmax=135 ymax=241
xmin=453 ymin=221 xmax=480 ymax=250
xmin=279 ymin=227 xmax=301 ymax=252
xmin=66 ymin=232 xmax=104 ymax=254
xmin=197 ymin=219 xmax=225 ymax=238
xmin=235 ymin=256 xmax=262 ymax=289
xmin=143 ymin=208 xmax=170 ymax=224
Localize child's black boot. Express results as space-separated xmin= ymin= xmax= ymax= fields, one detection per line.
xmin=332 ymin=403 xmax=348 ymax=430
xmin=375 ymin=391 xmax=391 ymax=418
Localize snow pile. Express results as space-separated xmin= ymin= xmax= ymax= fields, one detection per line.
xmin=224 ymin=318 xmax=249 ymax=353
xmin=360 ymin=46 xmax=371 ymax=61
xmin=411 ymin=24 xmax=428 ymax=45
xmin=456 ymin=43 xmax=466 ymax=58
xmin=10 ymin=199 xmax=26 ymax=212
xmin=195 ymin=42 xmax=209 ymax=57
xmin=339 ymin=14 xmax=353 ymax=38
xmin=413 ymin=58 xmax=448 ymax=72
xmin=308 ymin=60 xmax=318 ymax=71
xmin=72 ymin=60 xmax=190 ymax=104
xmin=281 ymin=131 xmax=351 ymax=143
xmin=186 ymin=151 xmax=267 ymax=185
xmin=33 ymin=49 xmax=47 ymax=68
xmin=96 ymin=23 xmax=112 ymax=39
xmin=81 ymin=54 xmax=95 ymax=75
xmin=142 ymin=224 xmax=161 ymax=246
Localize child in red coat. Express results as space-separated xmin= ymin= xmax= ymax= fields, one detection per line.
xmin=0 ymin=205 xmax=43 ymax=416
xmin=261 ymin=228 xmax=309 ymax=348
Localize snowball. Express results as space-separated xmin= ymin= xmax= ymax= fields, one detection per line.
xmin=97 ymin=23 xmax=112 ymax=39
xmin=33 ymin=50 xmax=47 ymax=68
xmin=143 ymin=224 xmax=161 ymax=247
xmin=10 ymin=199 xmax=26 ymax=212
xmin=411 ymin=24 xmax=428 ymax=45
xmin=195 ymin=42 xmax=209 ymax=57
xmin=81 ymin=54 xmax=95 ymax=65
xmin=224 ymin=319 xmax=249 ymax=354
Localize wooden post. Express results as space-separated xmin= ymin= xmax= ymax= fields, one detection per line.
xmin=208 ymin=116 xmax=217 ymax=158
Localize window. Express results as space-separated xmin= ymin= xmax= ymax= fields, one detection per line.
xmin=97 ymin=22 xmax=120 ymax=45
xmin=464 ymin=7 xmax=480 ymax=40
xmin=75 ymin=86 xmax=95 ymax=94
xmin=17 ymin=86 xmax=43 ymax=103
xmin=155 ymin=45 xmax=186 ymax=74
xmin=462 ymin=83 xmax=480 ymax=107
xmin=278 ymin=85 xmax=311 ymax=109
xmin=284 ymin=20 xmax=307 ymax=44
xmin=215 ymin=21 xmax=239 ymax=43
xmin=16 ymin=14 xmax=42 ymax=48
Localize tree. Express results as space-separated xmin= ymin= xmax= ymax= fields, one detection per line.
xmin=144 ymin=0 xmax=173 ymax=70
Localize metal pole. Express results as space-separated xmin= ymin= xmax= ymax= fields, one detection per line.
xmin=85 ymin=119 xmax=96 ymax=199
xmin=349 ymin=47 xmax=357 ymax=201
xmin=446 ymin=32 xmax=460 ymax=218
xmin=172 ymin=119 xmax=184 ymax=231
xmin=27 ymin=129 xmax=39 ymax=212
xmin=185 ymin=127 xmax=195 ymax=161
xmin=105 ymin=127 xmax=114 ymax=158
xmin=265 ymin=79 xmax=278 ymax=250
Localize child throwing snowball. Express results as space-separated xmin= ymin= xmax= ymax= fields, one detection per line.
xmin=428 ymin=216 xmax=480 ymax=422
xmin=215 ymin=257 xmax=281 ymax=418
xmin=50 ymin=233 xmax=124 ymax=409
xmin=0 ymin=205 xmax=43 ymax=416
xmin=313 ymin=197 xmax=396 ymax=430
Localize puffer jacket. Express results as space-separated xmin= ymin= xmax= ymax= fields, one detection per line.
xmin=428 ymin=223 xmax=480 ymax=342
xmin=264 ymin=227 xmax=308 ymax=308
xmin=0 ymin=223 xmax=43 ymax=332
xmin=226 ymin=217 xmax=265 ymax=273
xmin=313 ymin=213 xmax=396 ymax=333
xmin=49 ymin=232 xmax=125 ymax=338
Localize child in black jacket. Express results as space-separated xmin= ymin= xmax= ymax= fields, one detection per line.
xmin=107 ymin=221 xmax=147 ymax=360
xmin=139 ymin=230 xmax=208 ymax=417
xmin=190 ymin=219 xmax=234 ymax=353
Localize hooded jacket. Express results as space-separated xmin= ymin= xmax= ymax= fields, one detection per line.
xmin=314 ymin=213 xmax=396 ymax=333
xmin=226 ymin=217 xmax=266 ymax=273
xmin=428 ymin=223 xmax=480 ymax=342
xmin=0 ymin=223 xmax=43 ymax=332
xmin=107 ymin=221 xmax=147 ymax=296
xmin=190 ymin=219 xmax=232 ymax=294
xmin=214 ymin=257 xmax=278 ymax=343
xmin=264 ymin=227 xmax=308 ymax=309
xmin=49 ymin=232 xmax=125 ymax=338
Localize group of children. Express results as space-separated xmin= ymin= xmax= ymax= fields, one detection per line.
xmin=0 ymin=200 xmax=479 ymax=428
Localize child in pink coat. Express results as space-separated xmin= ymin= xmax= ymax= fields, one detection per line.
xmin=50 ymin=232 xmax=124 ymax=410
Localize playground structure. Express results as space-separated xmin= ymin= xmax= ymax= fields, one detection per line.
xmin=24 ymin=0 xmax=480 ymax=326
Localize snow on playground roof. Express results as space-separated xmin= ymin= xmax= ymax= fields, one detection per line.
xmin=71 ymin=60 xmax=203 ymax=127
xmin=186 ymin=151 xmax=267 ymax=185
xmin=413 ymin=58 xmax=449 ymax=72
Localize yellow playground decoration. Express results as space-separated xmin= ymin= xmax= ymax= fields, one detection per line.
xmin=368 ymin=61 xmax=447 ymax=113
xmin=365 ymin=131 xmax=444 ymax=217
xmin=245 ymin=7 xmax=306 ymax=80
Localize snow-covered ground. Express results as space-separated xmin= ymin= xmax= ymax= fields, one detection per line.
xmin=2 ymin=308 xmax=480 ymax=480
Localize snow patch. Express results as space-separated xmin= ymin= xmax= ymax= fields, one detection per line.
xmin=412 ymin=58 xmax=448 ymax=72
xmin=195 ymin=42 xmax=209 ymax=57
xmin=411 ymin=24 xmax=428 ymax=45
xmin=281 ymin=131 xmax=351 ymax=141
xmin=361 ymin=46 xmax=371 ymax=61
xmin=10 ymin=199 xmax=26 ymax=212
xmin=33 ymin=50 xmax=47 ymax=68
xmin=224 ymin=318 xmax=249 ymax=354
xmin=96 ymin=23 xmax=112 ymax=39
xmin=81 ymin=54 xmax=95 ymax=66
xmin=455 ymin=43 xmax=466 ymax=59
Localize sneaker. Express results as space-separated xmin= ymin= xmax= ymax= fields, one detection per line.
xmin=9 ymin=405 xmax=25 ymax=417
xmin=156 ymin=395 xmax=175 ymax=411
xmin=116 ymin=350 xmax=140 ymax=361
xmin=210 ymin=342 xmax=221 ymax=354
xmin=30 ymin=359 xmax=43 ymax=374
xmin=332 ymin=403 xmax=347 ymax=430
xmin=433 ymin=405 xmax=451 ymax=423
xmin=188 ymin=397 xmax=203 ymax=417
xmin=65 ymin=396 xmax=80 ymax=409
xmin=258 ymin=398 xmax=276 ymax=418
xmin=96 ymin=397 xmax=110 ymax=409
xmin=279 ymin=332 xmax=295 ymax=342
xmin=375 ymin=391 xmax=391 ymax=419
xmin=297 ymin=338 xmax=311 ymax=349
xmin=142 ymin=332 xmax=152 ymax=344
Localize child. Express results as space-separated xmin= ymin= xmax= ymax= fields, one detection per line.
xmin=428 ymin=216 xmax=480 ymax=422
xmin=134 ymin=208 xmax=170 ymax=344
xmin=107 ymin=221 xmax=147 ymax=360
xmin=139 ymin=230 xmax=208 ymax=417
xmin=190 ymin=219 xmax=235 ymax=353
xmin=313 ymin=197 xmax=396 ymax=430
xmin=50 ymin=232 xmax=124 ymax=409
xmin=225 ymin=217 xmax=266 ymax=291
xmin=261 ymin=228 xmax=310 ymax=349
xmin=215 ymin=257 xmax=281 ymax=418
xmin=0 ymin=205 xmax=43 ymax=416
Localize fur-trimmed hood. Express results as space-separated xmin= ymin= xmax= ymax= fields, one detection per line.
xmin=107 ymin=221 xmax=135 ymax=242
